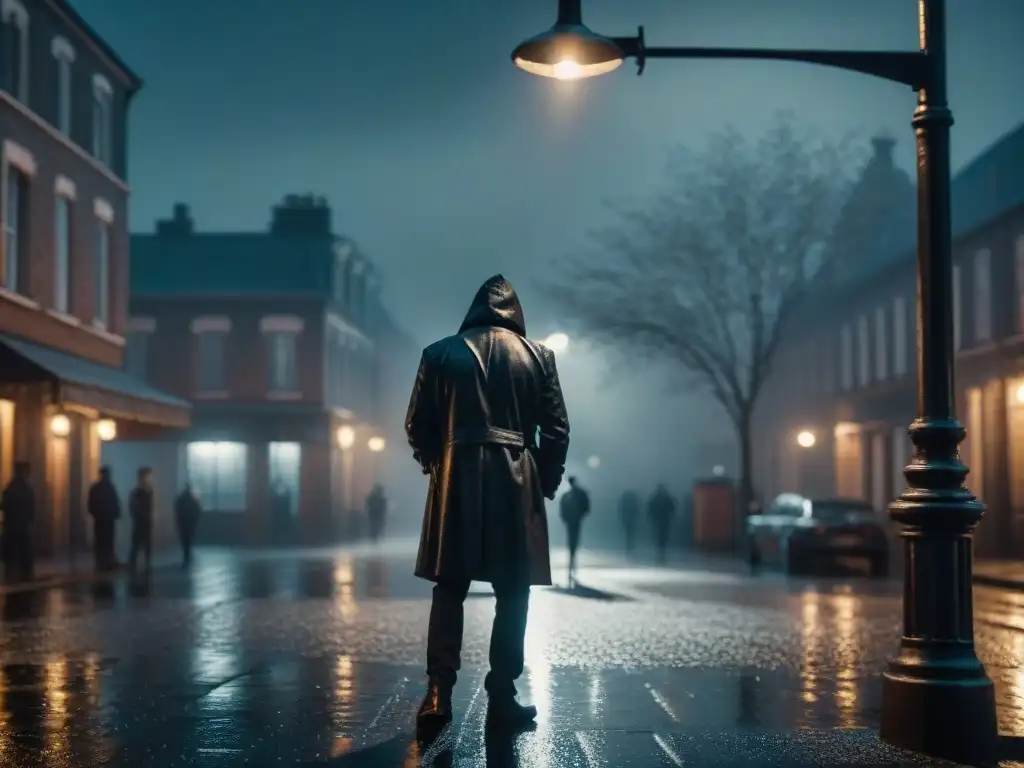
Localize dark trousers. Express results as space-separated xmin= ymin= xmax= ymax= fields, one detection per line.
xmin=426 ymin=579 xmax=530 ymax=697
xmin=3 ymin=532 xmax=33 ymax=581
xmin=565 ymin=521 xmax=582 ymax=576
xmin=93 ymin=519 xmax=116 ymax=569
xmin=177 ymin=525 xmax=195 ymax=566
xmin=129 ymin=522 xmax=152 ymax=572
xmin=623 ymin=523 xmax=635 ymax=552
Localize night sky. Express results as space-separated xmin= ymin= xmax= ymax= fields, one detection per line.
xmin=69 ymin=0 xmax=1024 ymax=493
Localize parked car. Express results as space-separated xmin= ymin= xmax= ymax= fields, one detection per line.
xmin=746 ymin=494 xmax=890 ymax=577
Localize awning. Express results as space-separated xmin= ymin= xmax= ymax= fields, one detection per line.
xmin=0 ymin=334 xmax=191 ymax=428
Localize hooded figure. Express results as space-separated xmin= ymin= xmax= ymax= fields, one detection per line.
xmin=406 ymin=274 xmax=570 ymax=732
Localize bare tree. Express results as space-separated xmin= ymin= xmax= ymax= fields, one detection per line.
xmin=544 ymin=115 xmax=856 ymax=516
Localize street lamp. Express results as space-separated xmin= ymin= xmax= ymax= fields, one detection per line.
xmin=796 ymin=430 xmax=816 ymax=449
xmin=586 ymin=454 xmax=600 ymax=469
xmin=513 ymin=1 xmax=996 ymax=763
xmin=368 ymin=436 xmax=386 ymax=453
xmin=336 ymin=425 xmax=355 ymax=451
xmin=542 ymin=332 xmax=569 ymax=354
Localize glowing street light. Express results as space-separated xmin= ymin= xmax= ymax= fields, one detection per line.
xmin=586 ymin=455 xmax=600 ymax=469
xmin=796 ymin=430 xmax=816 ymax=449
xmin=336 ymin=425 xmax=355 ymax=450
xmin=50 ymin=413 xmax=71 ymax=437
xmin=511 ymin=0 xmax=624 ymax=80
xmin=542 ymin=332 xmax=569 ymax=353
xmin=97 ymin=419 xmax=117 ymax=442
xmin=1016 ymin=383 xmax=1024 ymax=404
xmin=368 ymin=436 xmax=386 ymax=453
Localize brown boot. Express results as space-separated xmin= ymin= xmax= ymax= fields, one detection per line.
xmin=417 ymin=678 xmax=453 ymax=726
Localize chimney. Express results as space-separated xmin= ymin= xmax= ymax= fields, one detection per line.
xmin=155 ymin=203 xmax=194 ymax=236
xmin=870 ymin=135 xmax=896 ymax=165
xmin=270 ymin=193 xmax=332 ymax=236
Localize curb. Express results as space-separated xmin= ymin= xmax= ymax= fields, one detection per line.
xmin=973 ymin=574 xmax=1024 ymax=591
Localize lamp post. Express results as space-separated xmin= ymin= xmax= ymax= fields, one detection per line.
xmin=512 ymin=0 xmax=997 ymax=763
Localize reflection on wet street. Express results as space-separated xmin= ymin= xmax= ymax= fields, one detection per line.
xmin=0 ymin=541 xmax=1022 ymax=765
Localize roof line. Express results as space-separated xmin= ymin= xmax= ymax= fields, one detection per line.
xmin=47 ymin=0 xmax=142 ymax=91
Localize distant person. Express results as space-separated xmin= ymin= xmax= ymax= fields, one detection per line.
xmin=647 ymin=484 xmax=676 ymax=565
xmin=174 ymin=483 xmax=202 ymax=567
xmin=406 ymin=274 xmax=570 ymax=731
xmin=618 ymin=490 xmax=641 ymax=554
xmin=559 ymin=477 xmax=590 ymax=586
xmin=87 ymin=466 xmax=121 ymax=571
xmin=0 ymin=461 xmax=35 ymax=582
xmin=366 ymin=484 xmax=388 ymax=543
xmin=128 ymin=467 xmax=155 ymax=574
xmin=271 ymin=480 xmax=292 ymax=542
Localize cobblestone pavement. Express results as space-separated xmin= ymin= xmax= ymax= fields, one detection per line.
xmin=0 ymin=541 xmax=1022 ymax=766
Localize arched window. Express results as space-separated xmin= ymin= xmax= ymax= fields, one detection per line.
xmin=2 ymin=0 xmax=29 ymax=102
xmin=51 ymin=36 xmax=76 ymax=135
xmin=91 ymin=74 xmax=113 ymax=165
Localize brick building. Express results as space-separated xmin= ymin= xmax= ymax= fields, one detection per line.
xmin=0 ymin=0 xmax=190 ymax=559
xmin=107 ymin=197 xmax=397 ymax=544
xmin=753 ymin=124 xmax=1024 ymax=560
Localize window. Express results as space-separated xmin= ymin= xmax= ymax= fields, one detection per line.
xmin=2 ymin=1 xmax=28 ymax=102
xmin=1016 ymin=236 xmax=1024 ymax=334
xmin=839 ymin=324 xmax=853 ymax=391
xmin=197 ymin=331 xmax=227 ymax=392
xmin=54 ymin=195 xmax=71 ymax=312
xmin=186 ymin=442 xmax=247 ymax=512
xmin=94 ymin=220 xmax=110 ymax=326
xmin=52 ymin=38 xmax=75 ymax=135
xmin=125 ymin=331 xmax=149 ymax=379
xmin=91 ymin=75 xmax=113 ymax=166
xmin=2 ymin=166 xmax=27 ymax=294
xmin=953 ymin=263 xmax=962 ymax=351
xmin=856 ymin=314 xmax=870 ymax=387
xmin=893 ymin=295 xmax=908 ymax=377
xmin=269 ymin=442 xmax=301 ymax=516
xmin=874 ymin=306 xmax=887 ymax=381
xmin=267 ymin=331 xmax=298 ymax=392
xmin=973 ymin=249 xmax=991 ymax=343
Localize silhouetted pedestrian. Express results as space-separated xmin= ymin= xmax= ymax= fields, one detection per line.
xmin=174 ymin=483 xmax=202 ymax=567
xmin=128 ymin=467 xmax=155 ymax=574
xmin=408 ymin=274 xmax=570 ymax=732
xmin=366 ymin=484 xmax=387 ymax=542
xmin=648 ymin=484 xmax=676 ymax=564
xmin=618 ymin=489 xmax=640 ymax=554
xmin=559 ymin=477 xmax=590 ymax=586
xmin=0 ymin=461 xmax=34 ymax=582
xmin=87 ymin=466 xmax=121 ymax=571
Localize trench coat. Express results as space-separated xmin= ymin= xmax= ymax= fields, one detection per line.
xmin=406 ymin=274 xmax=570 ymax=586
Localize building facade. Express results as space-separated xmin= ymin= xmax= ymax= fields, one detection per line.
xmin=112 ymin=197 xmax=392 ymax=544
xmin=754 ymin=124 xmax=1024 ymax=560
xmin=0 ymin=0 xmax=190 ymax=558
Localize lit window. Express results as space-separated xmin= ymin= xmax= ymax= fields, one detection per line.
xmin=91 ymin=75 xmax=113 ymax=166
xmin=2 ymin=1 xmax=29 ymax=102
xmin=892 ymin=295 xmax=908 ymax=377
xmin=839 ymin=324 xmax=853 ymax=391
xmin=197 ymin=331 xmax=227 ymax=392
xmin=2 ymin=166 xmax=27 ymax=294
xmin=54 ymin=195 xmax=71 ymax=312
xmin=269 ymin=442 xmax=301 ymax=516
xmin=856 ymin=314 xmax=870 ymax=387
xmin=52 ymin=37 xmax=75 ymax=135
xmin=973 ymin=248 xmax=991 ymax=343
xmin=186 ymin=442 xmax=247 ymax=512
xmin=268 ymin=331 xmax=298 ymax=392
xmin=874 ymin=306 xmax=887 ymax=381
xmin=94 ymin=219 xmax=110 ymax=326
xmin=953 ymin=263 xmax=962 ymax=351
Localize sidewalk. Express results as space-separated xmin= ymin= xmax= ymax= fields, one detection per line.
xmin=0 ymin=552 xmax=179 ymax=595
xmin=974 ymin=559 xmax=1024 ymax=590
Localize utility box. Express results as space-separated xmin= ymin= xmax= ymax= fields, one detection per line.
xmin=691 ymin=478 xmax=737 ymax=551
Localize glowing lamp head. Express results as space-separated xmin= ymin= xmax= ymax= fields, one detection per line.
xmin=712 ymin=465 xmax=725 ymax=477
xmin=586 ymin=455 xmax=601 ymax=469
xmin=542 ymin=332 xmax=569 ymax=354
xmin=367 ymin=436 xmax=386 ymax=453
xmin=50 ymin=413 xmax=71 ymax=437
xmin=337 ymin=425 xmax=356 ymax=450
xmin=1016 ymin=383 xmax=1024 ymax=404
xmin=97 ymin=419 xmax=117 ymax=442
xmin=796 ymin=430 xmax=816 ymax=448
xmin=511 ymin=21 xmax=624 ymax=80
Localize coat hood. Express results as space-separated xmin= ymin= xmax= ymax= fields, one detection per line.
xmin=458 ymin=274 xmax=526 ymax=335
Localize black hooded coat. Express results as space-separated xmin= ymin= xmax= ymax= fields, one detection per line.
xmin=406 ymin=275 xmax=570 ymax=586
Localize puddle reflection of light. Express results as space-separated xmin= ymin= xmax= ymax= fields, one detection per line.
xmin=520 ymin=602 xmax=554 ymax=768
xmin=329 ymin=655 xmax=355 ymax=758
xmin=588 ymin=671 xmax=602 ymax=718
xmin=44 ymin=658 xmax=69 ymax=761
xmin=83 ymin=652 xmax=101 ymax=708
xmin=335 ymin=556 xmax=359 ymax=618
xmin=799 ymin=590 xmax=822 ymax=718
xmin=833 ymin=594 xmax=860 ymax=727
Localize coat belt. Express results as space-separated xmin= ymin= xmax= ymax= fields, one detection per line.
xmin=449 ymin=426 xmax=526 ymax=448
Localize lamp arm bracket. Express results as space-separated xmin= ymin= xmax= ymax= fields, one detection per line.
xmin=611 ymin=26 xmax=646 ymax=76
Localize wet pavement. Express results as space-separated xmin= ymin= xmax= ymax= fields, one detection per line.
xmin=0 ymin=542 xmax=1023 ymax=765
